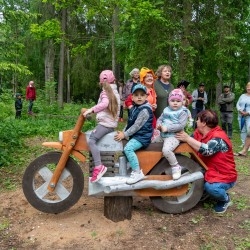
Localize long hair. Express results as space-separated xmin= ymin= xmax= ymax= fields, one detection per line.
xmin=102 ymin=82 xmax=118 ymax=118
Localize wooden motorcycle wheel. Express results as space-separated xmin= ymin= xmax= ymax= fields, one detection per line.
xmin=149 ymin=154 xmax=204 ymax=214
xmin=22 ymin=151 xmax=84 ymax=214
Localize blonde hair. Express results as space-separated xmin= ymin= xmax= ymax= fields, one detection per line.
xmin=102 ymin=82 xmax=118 ymax=118
xmin=156 ymin=65 xmax=172 ymax=78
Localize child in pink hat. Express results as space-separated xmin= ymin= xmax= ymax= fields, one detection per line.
xmin=83 ymin=70 xmax=120 ymax=182
xmin=156 ymin=88 xmax=188 ymax=180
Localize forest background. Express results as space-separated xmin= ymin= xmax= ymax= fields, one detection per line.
xmin=0 ymin=0 xmax=250 ymax=184
xmin=0 ymin=0 xmax=250 ymax=106
xmin=0 ymin=2 xmax=250 ymax=248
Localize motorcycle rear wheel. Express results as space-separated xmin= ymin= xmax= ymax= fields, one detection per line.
xmin=149 ymin=154 xmax=204 ymax=214
xmin=22 ymin=151 xmax=84 ymax=214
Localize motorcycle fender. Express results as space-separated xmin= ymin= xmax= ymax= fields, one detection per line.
xmin=71 ymin=150 xmax=86 ymax=163
xmin=42 ymin=142 xmax=86 ymax=163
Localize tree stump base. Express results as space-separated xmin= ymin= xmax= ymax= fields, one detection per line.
xmin=104 ymin=196 xmax=133 ymax=222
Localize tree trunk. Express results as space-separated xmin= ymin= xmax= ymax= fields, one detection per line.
xmin=66 ymin=47 xmax=71 ymax=103
xmin=111 ymin=6 xmax=119 ymax=76
xmin=45 ymin=39 xmax=55 ymax=83
xmin=58 ymin=8 xmax=67 ymax=108
xmin=104 ymin=196 xmax=133 ymax=222
xmin=44 ymin=39 xmax=55 ymax=104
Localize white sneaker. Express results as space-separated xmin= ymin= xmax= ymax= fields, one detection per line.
xmin=126 ymin=170 xmax=144 ymax=185
xmin=172 ymin=166 xmax=182 ymax=180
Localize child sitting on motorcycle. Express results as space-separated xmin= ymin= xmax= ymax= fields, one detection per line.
xmin=114 ymin=84 xmax=154 ymax=184
xmin=83 ymin=70 xmax=120 ymax=183
xmin=157 ymin=88 xmax=188 ymax=180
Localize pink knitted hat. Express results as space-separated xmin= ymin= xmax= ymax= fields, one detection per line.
xmin=99 ymin=70 xmax=115 ymax=83
xmin=168 ymin=89 xmax=184 ymax=102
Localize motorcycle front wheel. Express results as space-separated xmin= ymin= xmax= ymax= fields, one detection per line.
xmin=149 ymin=154 xmax=204 ymax=214
xmin=22 ymin=151 xmax=84 ymax=214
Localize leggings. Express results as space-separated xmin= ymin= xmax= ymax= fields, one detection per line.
xmin=162 ymin=137 xmax=180 ymax=166
xmin=88 ymin=124 xmax=114 ymax=166
xmin=124 ymin=138 xmax=143 ymax=171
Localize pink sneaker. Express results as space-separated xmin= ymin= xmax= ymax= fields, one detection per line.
xmin=90 ymin=165 xmax=107 ymax=183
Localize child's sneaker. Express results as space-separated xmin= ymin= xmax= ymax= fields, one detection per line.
xmin=126 ymin=170 xmax=144 ymax=185
xmin=172 ymin=166 xmax=182 ymax=180
xmin=90 ymin=165 xmax=107 ymax=183
xmin=214 ymin=194 xmax=232 ymax=213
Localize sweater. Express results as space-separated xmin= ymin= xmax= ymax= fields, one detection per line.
xmin=218 ymin=92 xmax=235 ymax=112
xmin=191 ymin=89 xmax=208 ymax=110
xmin=154 ymin=79 xmax=174 ymax=119
xmin=26 ymin=85 xmax=36 ymax=100
xmin=157 ymin=106 xmax=188 ymax=138
xmin=236 ymin=93 xmax=250 ymax=117
xmin=92 ymin=84 xmax=120 ymax=128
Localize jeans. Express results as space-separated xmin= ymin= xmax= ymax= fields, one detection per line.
xmin=204 ymin=181 xmax=235 ymax=201
xmin=28 ymin=99 xmax=34 ymax=112
xmin=124 ymin=138 xmax=143 ymax=171
xmin=238 ymin=116 xmax=250 ymax=144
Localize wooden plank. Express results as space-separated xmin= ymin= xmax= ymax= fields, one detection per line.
xmin=135 ymin=184 xmax=188 ymax=196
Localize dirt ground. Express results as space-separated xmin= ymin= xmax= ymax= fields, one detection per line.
xmin=0 ymin=161 xmax=249 ymax=250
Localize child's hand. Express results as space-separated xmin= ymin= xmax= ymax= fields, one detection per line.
xmin=114 ymin=131 xmax=125 ymax=141
xmin=128 ymin=105 xmax=133 ymax=109
xmin=157 ymin=125 xmax=167 ymax=132
xmin=161 ymin=125 xmax=168 ymax=132
xmin=152 ymin=104 xmax=157 ymax=110
xmin=83 ymin=108 xmax=93 ymax=117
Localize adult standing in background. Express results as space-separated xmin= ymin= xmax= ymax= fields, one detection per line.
xmin=123 ymin=68 xmax=140 ymax=117
xmin=26 ymin=80 xmax=36 ymax=115
xmin=236 ymin=82 xmax=250 ymax=146
xmin=191 ymin=83 xmax=208 ymax=127
xmin=218 ymin=85 xmax=235 ymax=139
xmin=154 ymin=65 xmax=174 ymax=119
xmin=123 ymin=68 xmax=140 ymax=101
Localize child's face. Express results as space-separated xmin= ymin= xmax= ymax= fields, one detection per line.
xmin=169 ymin=99 xmax=183 ymax=110
xmin=132 ymin=90 xmax=148 ymax=105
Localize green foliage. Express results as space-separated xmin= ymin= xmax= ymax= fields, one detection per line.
xmin=0 ymin=62 xmax=32 ymax=76
xmin=30 ymin=20 xmax=62 ymax=40
xmin=0 ymin=88 xmax=95 ymax=175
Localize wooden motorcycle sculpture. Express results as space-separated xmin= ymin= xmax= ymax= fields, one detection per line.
xmin=22 ymin=108 xmax=207 ymax=215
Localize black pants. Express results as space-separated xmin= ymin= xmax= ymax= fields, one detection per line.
xmin=15 ymin=110 xmax=22 ymax=119
xmin=119 ymin=105 xmax=123 ymax=118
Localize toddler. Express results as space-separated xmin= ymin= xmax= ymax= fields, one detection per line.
xmin=157 ymin=89 xmax=188 ymax=180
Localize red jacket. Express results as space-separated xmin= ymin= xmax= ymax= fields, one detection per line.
xmin=26 ymin=85 xmax=36 ymax=100
xmin=193 ymin=126 xmax=237 ymax=183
